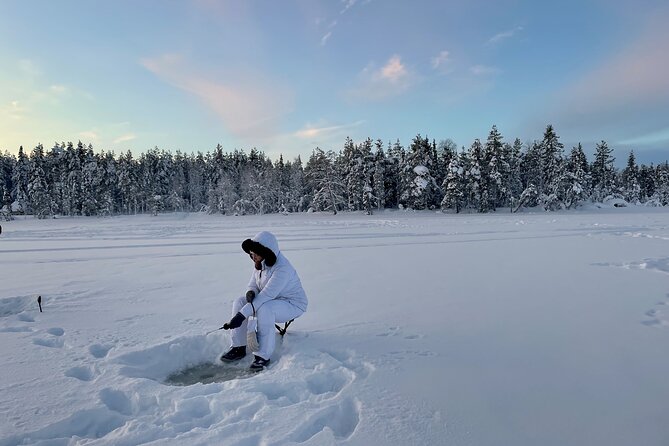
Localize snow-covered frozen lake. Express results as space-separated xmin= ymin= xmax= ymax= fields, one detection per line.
xmin=1 ymin=208 xmax=669 ymax=445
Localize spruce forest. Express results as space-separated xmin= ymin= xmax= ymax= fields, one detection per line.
xmin=1 ymin=125 xmax=668 ymax=220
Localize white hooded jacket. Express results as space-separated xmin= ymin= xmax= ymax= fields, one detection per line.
xmin=240 ymin=231 xmax=308 ymax=318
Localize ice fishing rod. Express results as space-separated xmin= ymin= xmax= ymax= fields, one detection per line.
xmin=205 ymin=325 xmax=225 ymax=335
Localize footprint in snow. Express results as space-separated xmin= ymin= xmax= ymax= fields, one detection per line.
xmin=285 ymin=397 xmax=361 ymax=443
xmin=33 ymin=337 xmax=64 ymax=348
xmin=17 ymin=313 xmax=35 ymax=323
xmin=89 ymin=344 xmax=113 ymax=359
xmin=65 ymin=366 xmax=96 ymax=382
xmin=0 ymin=326 xmax=33 ymax=333
xmin=642 ymin=301 xmax=669 ymax=328
xmin=47 ymin=327 xmax=65 ymax=336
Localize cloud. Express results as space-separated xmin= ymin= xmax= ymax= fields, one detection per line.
xmin=255 ymin=119 xmax=366 ymax=160
xmin=562 ymin=24 xmax=669 ymax=113
xmin=321 ymin=31 xmax=332 ymax=46
xmin=78 ymin=130 xmax=99 ymax=142
xmin=487 ymin=26 xmax=524 ymax=45
xmin=470 ymin=65 xmax=500 ymax=76
xmin=380 ymin=55 xmax=409 ymax=83
xmin=114 ymin=134 xmax=137 ymax=144
xmin=18 ymin=59 xmax=40 ymax=77
xmin=340 ymin=0 xmax=358 ymax=14
xmin=619 ymin=127 xmax=669 ymax=146
xmin=431 ymin=50 xmax=452 ymax=72
xmin=347 ymin=55 xmax=415 ymax=100
xmin=550 ymin=13 xmax=669 ymax=142
xmin=294 ymin=120 xmax=364 ymax=139
xmin=1 ymin=101 xmax=27 ymax=120
xmin=141 ymin=53 xmax=292 ymax=140
xmin=49 ymin=85 xmax=68 ymax=95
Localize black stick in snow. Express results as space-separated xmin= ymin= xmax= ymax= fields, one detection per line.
xmin=37 ymin=295 xmax=42 ymax=313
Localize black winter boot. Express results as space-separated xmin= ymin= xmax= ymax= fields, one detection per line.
xmin=249 ymin=355 xmax=270 ymax=371
xmin=220 ymin=346 xmax=246 ymax=362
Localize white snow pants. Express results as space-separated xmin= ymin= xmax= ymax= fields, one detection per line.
xmin=229 ymin=296 xmax=303 ymax=360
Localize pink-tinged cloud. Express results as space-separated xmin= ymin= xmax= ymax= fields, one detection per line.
xmin=141 ymin=54 xmax=292 ymax=139
xmin=347 ymin=55 xmax=416 ymax=101
xmin=294 ymin=120 xmax=364 ymax=139
xmin=380 ymin=55 xmax=409 ymax=83
xmin=561 ymin=17 xmax=669 ymax=114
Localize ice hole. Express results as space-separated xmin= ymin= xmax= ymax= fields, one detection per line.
xmin=115 ymin=333 xmax=258 ymax=386
xmin=163 ymin=362 xmax=255 ymax=386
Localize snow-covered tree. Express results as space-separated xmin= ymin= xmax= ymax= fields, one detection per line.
xmin=28 ymin=144 xmax=52 ymax=218
xmin=373 ymin=140 xmax=386 ymax=211
xmin=306 ymin=148 xmax=345 ymax=214
xmin=464 ymin=139 xmax=486 ymax=212
xmin=384 ymin=140 xmax=404 ymax=208
xmin=441 ymin=153 xmax=465 ymax=213
xmin=484 ymin=125 xmax=508 ymax=210
xmin=400 ymin=134 xmax=440 ymax=209
xmin=591 ymin=140 xmax=616 ymax=202
xmin=563 ymin=144 xmax=589 ymax=209
xmin=621 ymin=151 xmax=641 ymax=204
xmin=11 ymin=146 xmax=30 ymax=214
xmin=506 ymin=139 xmax=524 ymax=209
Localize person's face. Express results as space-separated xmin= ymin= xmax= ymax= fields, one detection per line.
xmin=249 ymin=251 xmax=263 ymax=263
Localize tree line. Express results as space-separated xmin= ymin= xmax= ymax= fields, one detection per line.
xmin=1 ymin=124 xmax=668 ymax=220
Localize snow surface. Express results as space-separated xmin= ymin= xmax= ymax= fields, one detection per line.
xmin=1 ymin=208 xmax=669 ymax=445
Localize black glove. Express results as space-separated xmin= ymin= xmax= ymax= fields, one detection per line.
xmin=246 ymin=290 xmax=256 ymax=303
xmin=222 ymin=312 xmax=246 ymax=330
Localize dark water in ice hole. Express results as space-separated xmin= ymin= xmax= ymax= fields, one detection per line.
xmin=164 ymin=362 xmax=256 ymax=386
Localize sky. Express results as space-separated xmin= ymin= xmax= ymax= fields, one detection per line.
xmin=1 ymin=0 xmax=668 ymax=165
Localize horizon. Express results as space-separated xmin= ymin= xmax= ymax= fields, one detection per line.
xmin=1 ymin=0 xmax=668 ymax=166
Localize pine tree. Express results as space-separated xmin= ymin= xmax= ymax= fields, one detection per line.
xmin=11 ymin=146 xmax=30 ymax=214
xmin=465 ymin=139 xmax=485 ymax=212
xmin=621 ymin=151 xmax=641 ymax=204
xmin=650 ymin=163 xmax=669 ymax=206
xmin=340 ymin=137 xmax=365 ymax=211
xmin=591 ymin=140 xmax=616 ymax=202
xmin=563 ymin=144 xmax=589 ymax=209
xmin=484 ymin=125 xmax=507 ymax=210
xmin=384 ymin=140 xmax=404 ymax=208
xmin=518 ymin=141 xmax=541 ymax=209
xmin=436 ymin=138 xmax=457 ymax=187
xmin=44 ymin=143 xmax=65 ymax=216
xmin=400 ymin=134 xmax=439 ymax=210
xmin=28 ymin=144 xmax=52 ymax=219
xmin=360 ymin=138 xmax=377 ymax=214
xmin=373 ymin=139 xmax=386 ymax=211
xmin=538 ymin=125 xmax=565 ymax=210
xmin=289 ymin=156 xmax=307 ymax=212
xmin=506 ymin=139 xmax=524 ymax=209
xmin=0 ymin=151 xmax=16 ymax=219
xmin=638 ymin=164 xmax=655 ymax=202
xmin=305 ymin=148 xmax=345 ymax=214
xmin=81 ymin=144 xmax=99 ymax=216
xmin=441 ymin=153 xmax=465 ymax=213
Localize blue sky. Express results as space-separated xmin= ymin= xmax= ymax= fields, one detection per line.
xmin=1 ymin=0 xmax=668 ymax=165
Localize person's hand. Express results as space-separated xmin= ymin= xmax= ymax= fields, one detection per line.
xmin=222 ymin=312 xmax=246 ymax=330
xmin=246 ymin=290 xmax=256 ymax=303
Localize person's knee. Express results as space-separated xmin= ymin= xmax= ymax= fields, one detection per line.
xmin=256 ymin=306 xmax=276 ymax=329
xmin=232 ymin=295 xmax=246 ymax=311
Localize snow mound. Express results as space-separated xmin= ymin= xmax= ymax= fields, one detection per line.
xmin=0 ymin=296 xmax=38 ymax=317
xmin=115 ymin=334 xmax=226 ymax=381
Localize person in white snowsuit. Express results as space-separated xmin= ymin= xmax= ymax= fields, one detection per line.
xmin=220 ymin=231 xmax=308 ymax=370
